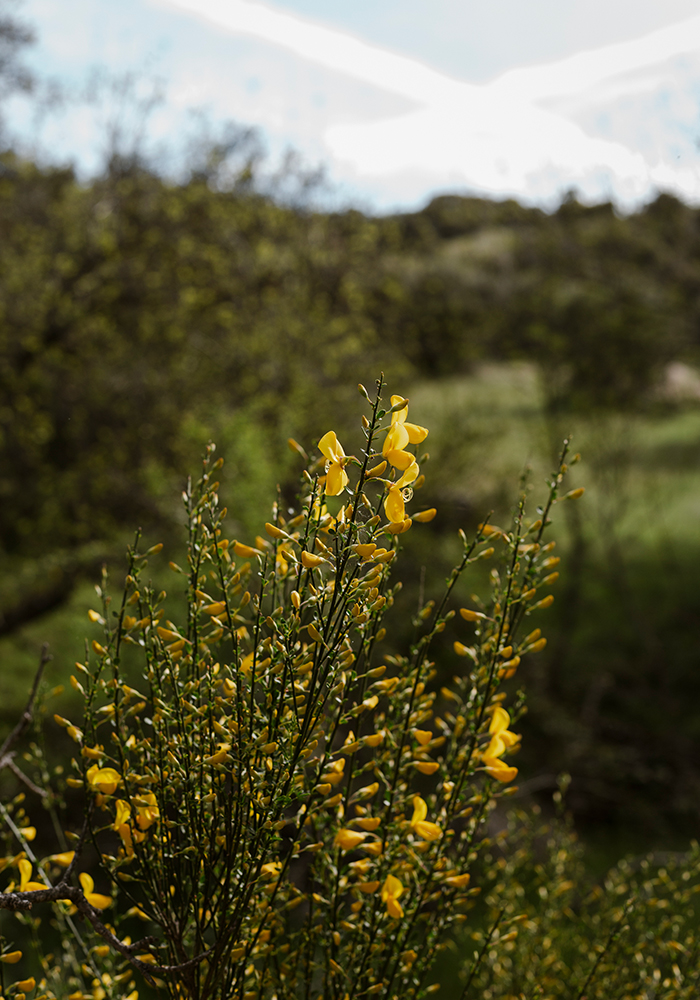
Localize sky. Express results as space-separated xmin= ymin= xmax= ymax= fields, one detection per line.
xmin=6 ymin=0 xmax=700 ymax=212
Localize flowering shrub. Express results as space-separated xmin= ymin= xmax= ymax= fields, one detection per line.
xmin=1 ymin=377 xmax=699 ymax=1000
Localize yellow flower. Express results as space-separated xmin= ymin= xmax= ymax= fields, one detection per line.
xmin=133 ymin=793 xmax=160 ymax=831
xmin=112 ymin=800 xmax=134 ymax=857
xmin=47 ymin=851 xmax=75 ymax=867
xmin=0 ymin=950 xmax=22 ymax=964
xmin=410 ymin=795 xmax=442 ymax=842
xmin=260 ymin=862 xmax=283 ymax=878
xmin=334 ymin=829 xmax=368 ymax=851
xmin=381 ymin=873 xmax=404 ymax=918
xmin=18 ymin=860 xmax=46 ymax=892
xmin=382 ymin=396 xmax=429 ymax=469
xmin=86 ymin=765 xmax=121 ymax=795
xmin=444 ymin=873 xmax=471 ymax=888
xmin=318 ymin=431 xmax=349 ymax=496
xmin=79 ymin=872 xmax=112 ymax=909
xmin=383 ymin=460 xmax=420 ymax=524
xmin=481 ymin=707 xmax=520 ymax=783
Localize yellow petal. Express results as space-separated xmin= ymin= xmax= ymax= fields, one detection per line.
xmin=489 ymin=706 xmax=511 ymax=734
xmin=381 ymin=873 xmax=404 ymax=901
xmin=444 ymin=873 xmax=471 ymax=888
xmin=301 ymin=551 xmax=326 ymax=569
xmin=382 ymin=423 xmax=409 ymax=456
xmin=361 ymin=840 xmax=383 ymax=856
xmin=354 ymin=543 xmax=376 ymax=559
xmin=412 ymin=508 xmax=437 ymax=522
xmin=460 ymin=608 xmax=487 ymax=622
xmin=412 ymin=761 xmax=439 ymax=775
xmin=18 ymin=859 xmax=32 ymax=889
xmin=405 ymin=422 xmax=429 ymax=444
xmin=384 ymin=486 xmax=405 ymax=524
xmin=325 ymin=463 xmax=349 ymax=496
xmin=0 ymin=950 xmax=22 ymax=964
xmin=79 ymin=872 xmax=95 ymax=895
xmin=354 ymin=817 xmax=381 ymax=831
xmin=483 ymin=734 xmax=506 ymax=759
xmin=87 ymin=767 xmax=121 ymax=795
xmin=318 ymin=430 xmax=345 ymax=463
xmin=357 ymin=880 xmax=381 ymax=894
xmin=413 ymin=730 xmax=432 ymax=745
xmin=413 ymin=820 xmax=442 ymax=842
xmin=500 ymin=729 xmax=521 ymax=748
xmin=334 ymin=829 xmax=367 ymax=851
xmin=483 ymin=758 xmax=518 ymax=783
xmin=232 ymin=541 xmax=261 ymax=558
xmin=411 ymin=795 xmax=428 ymax=824
xmin=385 ymin=448 xmax=415 ymax=470
xmin=87 ymin=891 xmax=112 ymax=910
xmin=261 ymin=862 xmax=283 ymax=877
xmin=396 ymin=460 xmax=419 ymax=488
xmin=389 ymin=397 xmax=409 ymax=425
xmin=48 ymin=851 xmax=75 ymax=867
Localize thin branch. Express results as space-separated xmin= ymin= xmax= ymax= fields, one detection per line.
xmin=0 ymin=642 xmax=51 ymax=760
xmin=0 ymin=881 xmax=211 ymax=985
xmin=4 ymin=755 xmax=46 ymax=797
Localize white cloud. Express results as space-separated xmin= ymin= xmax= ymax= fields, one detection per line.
xmin=159 ymin=0 xmax=700 ymax=208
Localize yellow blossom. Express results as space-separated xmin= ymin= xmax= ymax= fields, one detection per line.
xmin=18 ymin=860 xmax=46 ymax=892
xmin=357 ymin=880 xmax=381 ymax=894
xmin=79 ymin=872 xmax=111 ymax=909
xmin=412 ymin=508 xmax=437 ymax=522
xmin=47 ymin=851 xmax=75 ymax=867
xmin=444 ymin=873 xmax=471 ymax=888
xmin=382 ymin=396 xmax=429 ymax=469
xmin=334 ymin=829 xmax=367 ymax=851
xmin=412 ymin=761 xmax=439 ymax=775
xmin=383 ymin=459 xmax=420 ymax=523
xmin=410 ymin=796 xmax=442 ymax=841
xmin=86 ymin=765 xmax=121 ymax=795
xmin=481 ymin=707 xmax=520 ymax=783
xmin=133 ymin=793 xmax=160 ymax=830
xmin=381 ymin=873 xmax=404 ymax=918
xmin=0 ymin=950 xmax=22 ymax=963
xmin=318 ymin=431 xmax=349 ymax=496
xmin=111 ymin=800 xmax=134 ymax=857
xmin=260 ymin=862 xmax=283 ymax=878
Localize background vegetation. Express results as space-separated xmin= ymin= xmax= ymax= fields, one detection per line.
xmin=1 ymin=0 xmax=700 ymax=861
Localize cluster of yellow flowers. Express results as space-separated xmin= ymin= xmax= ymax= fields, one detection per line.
xmin=481 ymin=706 xmax=520 ymax=783
xmin=318 ymin=395 xmax=430 ymax=529
xmin=331 ymin=792 xmax=470 ymax=919
xmin=8 ymin=382 xmax=567 ymax=1000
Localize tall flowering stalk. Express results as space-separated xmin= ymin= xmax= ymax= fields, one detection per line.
xmin=0 ymin=377 xmax=577 ymax=999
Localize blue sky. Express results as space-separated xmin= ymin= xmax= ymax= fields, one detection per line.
xmin=8 ymin=0 xmax=700 ymax=211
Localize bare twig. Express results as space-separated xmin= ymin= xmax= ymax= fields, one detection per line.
xmin=0 ymin=642 xmax=51 ymax=760
xmin=4 ymin=755 xmax=46 ymax=796
xmin=0 ymin=880 xmax=211 ymax=985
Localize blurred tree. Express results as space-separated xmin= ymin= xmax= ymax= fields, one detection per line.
xmin=0 ymin=0 xmax=33 ymax=105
